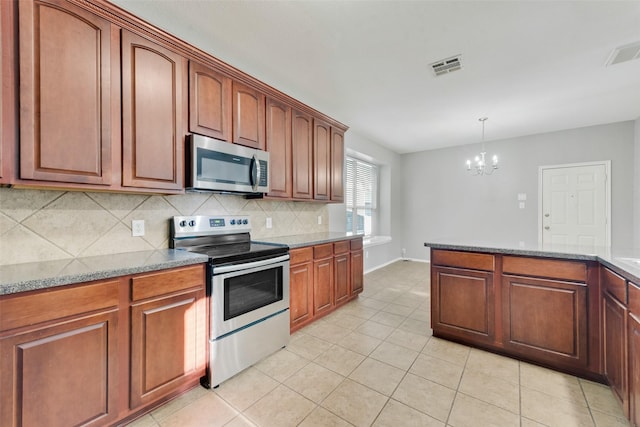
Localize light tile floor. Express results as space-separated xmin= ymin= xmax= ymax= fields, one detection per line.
xmin=127 ymin=260 xmax=629 ymax=427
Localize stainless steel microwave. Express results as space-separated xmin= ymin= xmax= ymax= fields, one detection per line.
xmin=186 ymin=134 xmax=269 ymax=194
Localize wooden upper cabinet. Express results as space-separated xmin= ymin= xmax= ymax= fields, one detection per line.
xmin=232 ymin=81 xmax=265 ymax=149
xmin=331 ymin=128 xmax=345 ymax=202
xmin=313 ymin=119 xmax=331 ymax=200
xmin=0 ymin=0 xmax=16 ymax=184
xmin=292 ymin=109 xmax=313 ymax=199
xmin=266 ymin=97 xmax=292 ymax=198
xmin=188 ymin=61 xmax=232 ymax=141
xmin=121 ymin=30 xmax=186 ymax=191
xmin=18 ymin=0 xmax=117 ymax=185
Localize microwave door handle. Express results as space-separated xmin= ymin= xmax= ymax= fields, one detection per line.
xmin=251 ymin=155 xmax=260 ymax=192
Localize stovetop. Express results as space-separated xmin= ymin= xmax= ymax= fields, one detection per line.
xmin=169 ymin=215 xmax=289 ymax=265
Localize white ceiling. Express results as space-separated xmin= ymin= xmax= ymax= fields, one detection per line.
xmin=112 ymin=0 xmax=640 ymax=154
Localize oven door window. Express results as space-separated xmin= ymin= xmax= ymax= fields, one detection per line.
xmin=224 ymin=267 xmax=283 ymax=321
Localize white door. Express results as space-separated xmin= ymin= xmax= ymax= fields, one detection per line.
xmin=540 ymin=162 xmax=610 ymax=246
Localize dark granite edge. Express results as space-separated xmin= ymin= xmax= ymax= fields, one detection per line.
xmin=424 ymin=242 xmax=640 ymax=284
xmin=255 ymin=233 xmax=359 ymax=249
xmin=423 ymin=242 xmax=598 ymax=261
xmin=0 ymin=251 xmax=209 ymax=296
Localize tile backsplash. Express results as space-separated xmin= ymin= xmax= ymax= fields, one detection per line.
xmin=0 ymin=188 xmax=329 ymax=265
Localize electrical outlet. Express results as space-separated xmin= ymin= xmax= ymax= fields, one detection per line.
xmin=131 ymin=220 xmax=145 ymax=237
xmin=402 ymin=248 xmax=407 ymax=258
xmin=317 ymin=215 xmax=322 ymax=225
xmin=266 ymin=217 xmax=272 ymax=229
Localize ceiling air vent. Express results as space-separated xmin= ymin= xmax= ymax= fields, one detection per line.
xmin=430 ymin=55 xmax=462 ymax=76
xmin=606 ymin=41 xmax=640 ymax=66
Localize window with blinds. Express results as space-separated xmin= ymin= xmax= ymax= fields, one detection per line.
xmin=345 ymin=156 xmax=378 ymax=236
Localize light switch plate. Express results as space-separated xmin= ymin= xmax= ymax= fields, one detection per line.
xmin=131 ymin=220 xmax=145 ymax=237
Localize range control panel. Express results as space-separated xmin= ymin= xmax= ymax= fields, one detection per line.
xmin=172 ymin=215 xmax=251 ymax=238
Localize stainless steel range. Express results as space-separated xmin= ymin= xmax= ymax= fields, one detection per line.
xmin=170 ymin=215 xmax=290 ymax=388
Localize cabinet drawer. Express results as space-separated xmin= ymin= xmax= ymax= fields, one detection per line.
xmin=602 ymin=267 xmax=627 ymax=304
xmin=314 ymin=243 xmax=333 ymax=259
xmin=334 ymin=241 xmax=350 ymax=254
xmin=503 ymin=256 xmax=587 ymax=282
xmin=432 ymin=250 xmax=495 ymax=271
xmin=290 ymin=247 xmax=313 ymax=265
xmin=630 ymin=281 xmax=640 ymax=314
xmin=350 ymin=238 xmax=363 ymax=251
xmin=131 ymin=264 xmax=205 ymax=301
xmin=0 ymin=279 xmax=120 ymax=332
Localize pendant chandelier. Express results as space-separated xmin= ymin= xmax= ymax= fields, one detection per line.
xmin=466 ymin=117 xmax=498 ymax=175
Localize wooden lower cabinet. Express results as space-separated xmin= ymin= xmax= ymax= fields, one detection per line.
xmin=0 ymin=264 xmax=207 ymax=427
xmin=629 ymin=312 xmax=640 ymax=427
xmin=290 ymin=248 xmax=314 ymax=331
xmin=334 ymin=241 xmax=350 ymax=307
xmin=502 ymin=275 xmax=588 ymax=369
xmin=289 ymin=238 xmax=364 ymax=333
xmin=431 ymin=249 xmax=602 ymax=380
xmin=629 ymin=281 xmax=640 ymax=426
xmin=0 ymin=310 xmax=119 ymax=427
xmin=0 ymin=279 xmax=121 ymax=427
xmin=603 ymin=291 xmax=629 ymax=415
xmin=313 ymin=244 xmax=335 ymax=317
xmin=432 ymin=266 xmax=495 ymax=344
xmin=130 ymin=289 xmax=206 ymax=408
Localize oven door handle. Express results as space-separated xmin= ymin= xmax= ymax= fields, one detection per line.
xmin=213 ymin=254 xmax=290 ymax=274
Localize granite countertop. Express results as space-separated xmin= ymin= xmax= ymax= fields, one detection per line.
xmin=255 ymin=232 xmax=358 ymax=249
xmin=0 ymin=249 xmax=209 ymax=296
xmin=424 ymin=239 xmax=640 ymax=284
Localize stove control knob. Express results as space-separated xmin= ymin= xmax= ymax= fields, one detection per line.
xmin=236 ymin=218 xmax=242 ymax=225
xmin=230 ymin=219 xmax=236 ymax=225
xmin=242 ymin=219 xmax=248 ymax=225
xmin=188 ymin=220 xmax=196 ymax=227
xmin=179 ymin=220 xmax=187 ymax=227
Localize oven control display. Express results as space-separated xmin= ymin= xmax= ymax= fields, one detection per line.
xmin=210 ymin=218 xmax=225 ymax=227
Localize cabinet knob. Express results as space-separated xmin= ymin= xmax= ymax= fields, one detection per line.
xmin=544 ymin=226 xmax=550 ymax=230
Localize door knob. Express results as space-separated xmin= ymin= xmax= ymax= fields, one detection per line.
xmin=544 ymin=213 xmax=550 ymax=217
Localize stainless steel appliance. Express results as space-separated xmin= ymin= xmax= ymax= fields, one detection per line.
xmin=170 ymin=215 xmax=289 ymax=387
xmin=186 ymin=134 xmax=269 ymax=194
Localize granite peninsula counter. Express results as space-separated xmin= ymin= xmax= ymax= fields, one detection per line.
xmin=423 ymin=240 xmax=640 ymax=426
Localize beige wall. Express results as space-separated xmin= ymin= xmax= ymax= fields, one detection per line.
xmin=0 ymin=188 xmax=328 ymax=265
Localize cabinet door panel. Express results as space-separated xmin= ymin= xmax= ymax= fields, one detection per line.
xmin=351 ymin=248 xmax=364 ymax=296
xmin=189 ymin=61 xmax=231 ymax=141
xmin=19 ymin=0 xmax=115 ymax=184
xmin=330 ymin=128 xmax=345 ymax=202
xmin=0 ymin=311 xmax=119 ymax=427
xmin=290 ymin=261 xmax=313 ymax=331
xmin=292 ymin=110 xmax=313 ymax=199
xmin=130 ymin=290 xmax=206 ymax=408
xmin=313 ymin=119 xmax=331 ymax=200
xmin=334 ymin=253 xmax=350 ymax=306
xmin=432 ymin=267 xmax=494 ymax=343
xmin=1 ymin=0 xmax=16 ymax=183
xmin=313 ymin=257 xmax=334 ymax=316
xmin=502 ymin=275 xmax=588 ymax=368
xmin=232 ymin=81 xmax=265 ymax=149
xmin=122 ymin=30 xmax=185 ymax=190
xmin=266 ymin=97 xmax=292 ymax=198
xmin=603 ymin=292 xmax=628 ymax=414
xmin=629 ymin=313 xmax=640 ymax=427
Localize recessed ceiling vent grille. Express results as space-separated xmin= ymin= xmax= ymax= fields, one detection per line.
xmin=430 ymin=55 xmax=462 ymax=76
xmin=606 ymin=41 xmax=640 ymax=66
